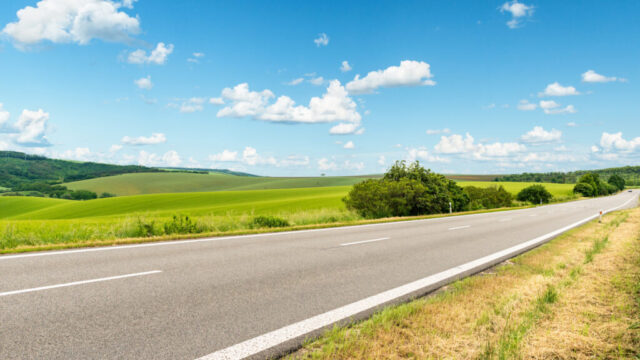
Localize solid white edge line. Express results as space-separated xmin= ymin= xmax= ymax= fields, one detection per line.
xmin=0 ymin=270 xmax=162 ymax=297
xmin=196 ymin=195 xmax=637 ymax=360
xmin=4 ymin=193 xmax=632 ymax=261
xmin=448 ymin=225 xmax=470 ymax=230
xmin=339 ymin=237 xmax=389 ymax=247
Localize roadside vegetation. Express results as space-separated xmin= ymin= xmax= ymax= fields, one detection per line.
xmin=496 ymin=165 xmax=640 ymax=186
xmin=573 ymin=172 xmax=626 ymax=197
xmin=287 ymin=207 xmax=640 ymax=359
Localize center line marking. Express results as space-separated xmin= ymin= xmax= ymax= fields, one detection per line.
xmin=448 ymin=225 xmax=470 ymax=230
xmin=0 ymin=270 xmax=162 ymax=297
xmin=340 ymin=237 xmax=389 ymax=247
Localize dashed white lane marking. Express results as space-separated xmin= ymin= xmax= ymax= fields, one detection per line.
xmin=448 ymin=225 xmax=471 ymax=230
xmin=196 ymin=195 xmax=637 ymax=360
xmin=0 ymin=270 xmax=162 ymax=297
xmin=340 ymin=237 xmax=389 ymax=247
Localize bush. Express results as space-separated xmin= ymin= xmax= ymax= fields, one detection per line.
xmin=576 ymin=173 xmax=608 ymax=196
xmin=573 ymin=182 xmax=594 ymax=197
xmin=252 ymin=215 xmax=290 ymax=228
xmin=516 ymin=185 xmax=553 ymax=204
xmin=133 ymin=218 xmax=158 ymax=237
xmin=163 ymin=215 xmax=199 ymax=234
xmin=608 ymin=174 xmax=625 ymax=191
xmin=70 ymin=190 xmax=97 ymax=200
xmin=343 ymin=161 xmax=469 ymax=218
xmin=100 ymin=192 xmax=116 ymax=198
xmin=464 ymin=185 xmax=513 ymax=210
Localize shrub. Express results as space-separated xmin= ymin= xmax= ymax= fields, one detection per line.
xmin=133 ymin=218 xmax=157 ymax=237
xmin=252 ymin=215 xmax=290 ymax=228
xmin=343 ymin=161 xmax=469 ymax=218
xmin=70 ymin=190 xmax=98 ymax=200
xmin=100 ymin=192 xmax=116 ymax=198
xmin=163 ymin=215 xmax=199 ymax=234
xmin=576 ymin=173 xmax=608 ymax=196
xmin=464 ymin=185 xmax=513 ymax=210
xmin=516 ymin=185 xmax=553 ymax=204
xmin=608 ymin=174 xmax=625 ymax=191
xmin=573 ymin=182 xmax=594 ymax=197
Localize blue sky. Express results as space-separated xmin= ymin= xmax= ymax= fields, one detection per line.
xmin=0 ymin=0 xmax=638 ymax=176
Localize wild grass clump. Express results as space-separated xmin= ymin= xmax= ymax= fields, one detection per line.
xmin=252 ymin=215 xmax=290 ymax=228
xmin=163 ymin=214 xmax=199 ymax=234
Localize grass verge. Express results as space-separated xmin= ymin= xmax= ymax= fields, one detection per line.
xmin=287 ymin=207 xmax=640 ymax=359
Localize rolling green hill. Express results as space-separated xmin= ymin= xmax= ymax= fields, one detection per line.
xmin=65 ymin=172 xmax=377 ymax=196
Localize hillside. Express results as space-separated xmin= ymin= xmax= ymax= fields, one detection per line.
xmin=496 ymin=165 xmax=640 ymax=186
xmin=0 ymin=151 xmax=160 ymax=189
xmin=65 ymin=172 xmax=378 ymax=196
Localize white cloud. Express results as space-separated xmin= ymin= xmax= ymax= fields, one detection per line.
xmin=187 ymin=52 xmax=204 ymax=63
xmin=242 ymin=146 xmax=276 ymax=166
xmin=209 ymin=149 xmax=238 ymax=162
xmin=180 ymin=97 xmax=205 ymax=113
xmin=426 ymin=128 xmax=450 ymax=135
xmin=279 ymin=155 xmax=309 ymax=167
xmin=343 ymin=160 xmax=364 ymax=171
xmin=109 ymin=144 xmax=122 ymax=152
xmin=591 ymin=145 xmax=600 ymax=153
xmin=127 ymin=42 xmax=174 ymax=65
xmin=377 ymin=155 xmax=386 ymax=166
xmin=539 ymin=82 xmax=580 ymax=97
xmin=329 ymin=122 xmax=363 ymax=135
xmin=209 ymin=97 xmax=224 ymax=105
xmin=60 ymin=147 xmax=91 ymax=161
xmin=314 ymin=33 xmax=329 ymax=47
xmin=2 ymin=0 xmax=140 ymax=47
xmin=217 ymin=80 xmax=362 ymax=128
xmin=407 ymin=147 xmax=450 ymax=163
xmin=600 ymin=132 xmax=640 ymax=152
xmin=517 ymin=99 xmax=537 ymax=111
xmin=121 ymin=132 xmax=166 ymax=145
xmin=318 ymin=157 xmax=337 ymax=171
xmin=0 ymin=103 xmax=10 ymax=127
xmin=567 ymin=122 xmax=577 ymax=127
xmin=340 ymin=60 xmax=352 ymax=72
xmin=346 ymin=60 xmax=435 ymax=94
xmin=521 ymin=126 xmax=562 ymax=143
xmin=134 ymin=75 xmax=152 ymax=90
xmin=287 ymin=78 xmax=304 ymax=86
xmin=162 ymin=150 xmax=181 ymax=166
xmin=581 ymin=70 xmax=625 ymax=83
xmin=539 ymin=100 xmax=576 ymax=115
xmin=434 ymin=132 xmax=525 ymax=159
xmin=500 ymin=0 xmax=534 ymax=29
xmin=309 ymin=76 xmax=325 ymax=86
xmin=14 ymin=109 xmax=50 ymax=146
xmin=521 ymin=152 xmax=577 ymax=163
xmin=343 ymin=141 xmax=355 ymax=149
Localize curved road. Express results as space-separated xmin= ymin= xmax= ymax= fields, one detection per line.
xmin=0 ymin=190 xmax=637 ymax=359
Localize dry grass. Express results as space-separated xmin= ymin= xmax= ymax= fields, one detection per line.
xmin=288 ymin=207 xmax=640 ymax=360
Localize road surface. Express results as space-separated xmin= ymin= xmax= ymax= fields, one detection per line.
xmin=0 ymin=190 xmax=637 ymax=359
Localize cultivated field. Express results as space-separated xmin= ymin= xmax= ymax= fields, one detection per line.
xmin=0 ymin=181 xmax=575 ymax=252
xmin=65 ymin=172 xmax=377 ymax=196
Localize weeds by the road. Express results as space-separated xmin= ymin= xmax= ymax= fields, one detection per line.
xmin=287 ymin=207 xmax=640 ymax=359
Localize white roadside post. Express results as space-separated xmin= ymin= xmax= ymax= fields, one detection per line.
xmin=449 ymin=201 xmax=452 ymax=214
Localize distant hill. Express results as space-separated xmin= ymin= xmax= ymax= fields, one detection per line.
xmin=162 ymin=167 xmax=259 ymax=177
xmin=0 ymin=151 xmax=161 ymax=189
xmin=495 ymin=166 xmax=640 ymax=186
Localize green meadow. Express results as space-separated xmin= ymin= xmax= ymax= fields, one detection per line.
xmin=0 ymin=181 xmax=575 ymax=252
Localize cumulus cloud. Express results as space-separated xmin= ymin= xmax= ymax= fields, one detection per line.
xmin=521 ymin=126 xmax=562 ymax=143
xmin=60 ymin=147 xmax=91 ymax=161
xmin=343 ymin=141 xmax=355 ymax=149
xmin=539 ymin=82 xmax=580 ymax=97
xmin=539 ymin=100 xmax=576 ymax=115
xmin=121 ymin=132 xmax=166 ymax=145
xmin=162 ymin=150 xmax=181 ymax=166
xmin=187 ymin=52 xmax=204 ymax=63
xmin=426 ymin=128 xmax=450 ymax=135
xmin=378 ymin=155 xmax=386 ymax=166
xmin=600 ymin=132 xmax=640 ymax=152
xmin=309 ymin=76 xmax=325 ymax=86
xmin=346 ymin=60 xmax=435 ymax=94
xmin=14 ymin=109 xmax=50 ymax=146
xmin=517 ymin=99 xmax=537 ymax=111
xmin=500 ymin=0 xmax=534 ymax=28
xmin=109 ymin=144 xmax=122 ymax=152
xmin=287 ymin=78 xmax=304 ymax=86
xmin=134 ymin=75 xmax=152 ymax=90
xmin=279 ymin=155 xmax=310 ymax=167
xmin=209 ymin=97 xmax=224 ymax=105
xmin=180 ymin=97 xmax=205 ymax=113
xmin=135 ymin=150 xmax=181 ymax=167
xmin=434 ymin=132 xmax=526 ymax=159
xmin=340 ymin=60 xmax=352 ymax=72
xmin=581 ymin=70 xmax=625 ymax=83
xmin=3 ymin=0 xmax=140 ymax=47
xmin=521 ymin=152 xmax=578 ymax=163
xmin=343 ymin=160 xmax=365 ymax=171
xmin=209 ymin=149 xmax=238 ymax=162
xmin=242 ymin=146 xmax=276 ymax=166
xmin=318 ymin=157 xmax=337 ymax=171
xmin=406 ymin=147 xmax=450 ymax=163
xmin=216 ymin=80 xmax=362 ymax=130
xmin=0 ymin=103 xmax=10 ymax=127
xmin=329 ymin=122 xmax=363 ymax=135
xmin=127 ymin=42 xmax=174 ymax=65
xmin=314 ymin=33 xmax=329 ymax=47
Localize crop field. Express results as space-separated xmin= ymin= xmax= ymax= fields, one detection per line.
xmin=65 ymin=172 xmax=378 ymax=196
xmin=0 ymin=181 xmax=575 ymax=252
xmin=456 ymin=181 xmax=575 ymax=198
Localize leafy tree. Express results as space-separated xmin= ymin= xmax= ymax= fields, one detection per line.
xmin=573 ymin=182 xmax=594 ymax=197
xmin=464 ymin=185 xmax=513 ymax=210
xmin=516 ymin=185 xmax=553 ymax=204
xmin=70 ymin=190 xmax=98 ymax=200
xmin=608 ymin=174 xmax=625 ymax=191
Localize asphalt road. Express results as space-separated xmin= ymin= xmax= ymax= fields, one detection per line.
xmin=1 ymin=191 xmax=637 ymax=360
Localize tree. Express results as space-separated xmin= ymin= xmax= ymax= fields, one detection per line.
xmin=516 ymin=185 xmax=552 ymax=204
xmin=608 ymin=174 xmax=625 ymax=191
xmin=573 ymin=182 xmax=594 ymax=197
xmin=464 ymin=185 xmax=513 ymax=210
xmin=70 ymin=190 xmax=98 ymax=200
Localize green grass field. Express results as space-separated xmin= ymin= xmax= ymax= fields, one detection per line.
xmin=65 ymin=172 xmax=376 ymax=196
xmin=0 ymin=181 xmax=575 ymax=252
